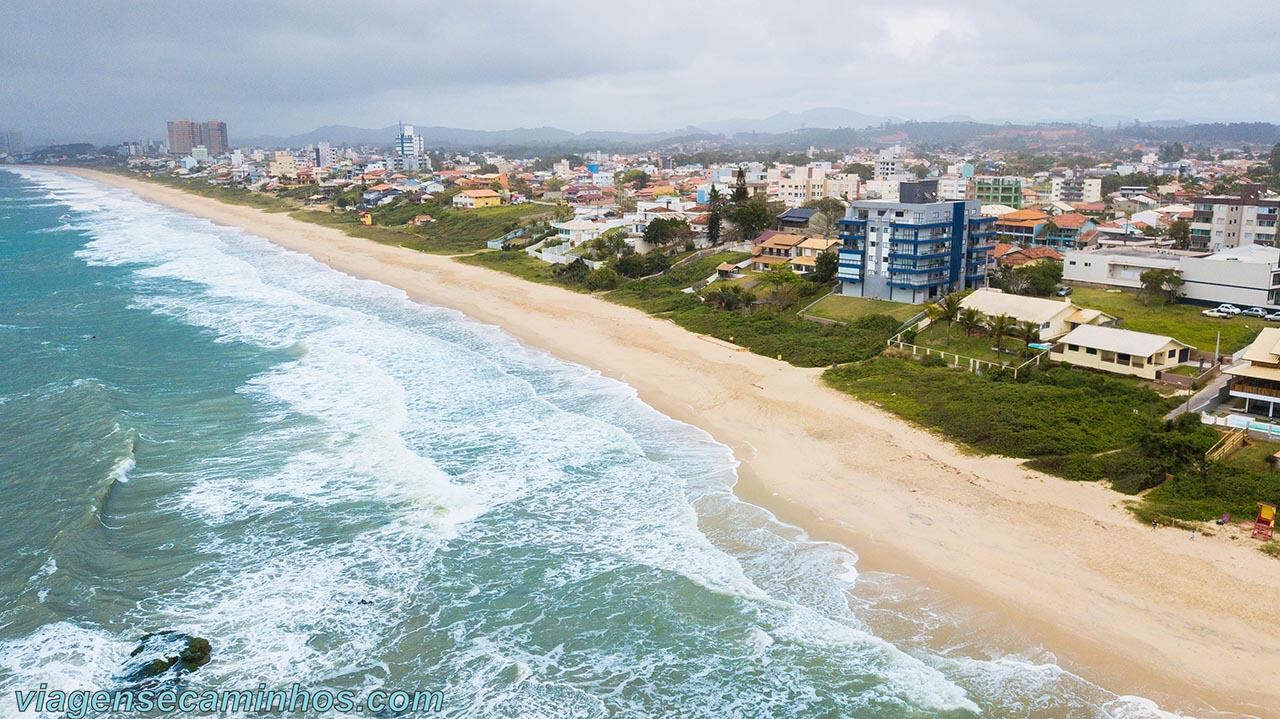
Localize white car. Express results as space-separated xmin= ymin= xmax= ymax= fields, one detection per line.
xmin=1202 ymin=310 xmax=1229 ymax=318
xmin=1213 ymin=304 xmax=1242 ymax=315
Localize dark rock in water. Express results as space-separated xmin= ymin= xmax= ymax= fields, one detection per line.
xmin=121 ymin=631 xmax=212 ymax=685
xmin=179 ymin=637 xmax=212 ymax=670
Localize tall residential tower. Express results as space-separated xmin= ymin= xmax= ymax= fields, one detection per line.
xmin=836 ymin=180 xmax=995 ymax=304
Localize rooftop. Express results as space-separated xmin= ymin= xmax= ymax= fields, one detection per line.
xmin=1059 ymin=324 xmax=1187 ymax=357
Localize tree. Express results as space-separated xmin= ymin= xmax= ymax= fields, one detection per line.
xmin=988 ymin=313 xmax=1015 ymax=352
xmin=1017 ymin=319 xmax=1041 ymax=346
xmin=732 ymin=167 xmax=749 ymax=203
xmin=812 ymin=251 xmax=838 ymax=282
xmin=757 ymin=265 xmax=800 ymax=292
xmin=803 ymin=197 xmax=847 ymax=236
xmin=620 ymin=169 xmax=651 ymax=190
xmin=767 ymin=282 xmax=804 ymax=312
xmin=1158 ymin=143 xmax=1185 ymax=163
xmin=643 ymin=217 xmax=691 ymax=248
xmin=728 ymin=199 xmax=773 ymax=241
xmin=478 ymin=163 xmax=500 ymax=174
xmin=707 ymin=186 xmax=724 ymax=245
xmin=958 ymin=307 xmax=984 ymax=337
xmin=1167 ymin=218 xmax=1191 ymax=250
xmin=585 ymin=267 xmax=620 ymax=290
xmin=842 ymin=162 xmax=873 ymax=181
xmin=933 ymin=293 xmax=964 ymax=341
xmin=1270 ymin=142 xmax=1280 ymax=174
xmin=703 ymin=284 xmax=755 ymax=311
xmin=1139 ymin=268 xmax=1185 ymax=306
xmin=544 ymin=177 xmax=566 ymax=192
xmin=908 ymin=164 xmax=929 ymax=179
xmin=553 ymin=258 xmax=590 ymax=284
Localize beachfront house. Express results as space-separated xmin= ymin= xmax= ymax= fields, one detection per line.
xmin=959 ymin=287 xmax=1114 ymax=340
xmin=1051 ymin=325 xmax=1192 ymax=380
xmin=1224 ymin=327 xmax=1280 ymax=417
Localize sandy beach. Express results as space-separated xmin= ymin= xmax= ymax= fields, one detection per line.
xmin=62 ymin=168 xmax=1280 ymax=716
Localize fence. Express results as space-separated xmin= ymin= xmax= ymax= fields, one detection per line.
xmin=886 ymin=335 xmax=1051 ymax=378
xmin=1202 ymin=413 xmax=1280 ymax=441
xmin=1158 ymin=363 xmax=1218 ymax=389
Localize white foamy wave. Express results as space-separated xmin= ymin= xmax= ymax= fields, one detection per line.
xmin=0 ymin=623 xmax=129 ymax=699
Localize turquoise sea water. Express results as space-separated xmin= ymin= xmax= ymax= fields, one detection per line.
xmin=0 ymin=168 xmax=1209 ymax=718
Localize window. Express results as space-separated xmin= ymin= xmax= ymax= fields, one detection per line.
xmin=1086 ymin=347 xmax=1097 ymax=355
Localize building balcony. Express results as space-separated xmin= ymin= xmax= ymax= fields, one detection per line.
xmin=967 ymin=243 xmax=996 ymax=252
xmin=1231 ymin=379 xmax=1280 ymax=400
xmin=838 ymin=218 xmax=868 ymax=227
xmin=890 ymin=219 xmax=952 ymax=230
xmin=888 ymin=276 xmax=950 ymax=289
xmin=890 ymin=233 xmax=954 ymax=244
xmin=888 ymin=248 xmax=950 ymax=260
xmin=888 ymin=263 xmax=949 ymax=274
xmin=837 ymin=270 xmax=863 ymax=283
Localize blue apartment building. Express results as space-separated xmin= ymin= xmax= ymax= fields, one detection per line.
xmin=837 ymin=180 xmax=995 ymax=304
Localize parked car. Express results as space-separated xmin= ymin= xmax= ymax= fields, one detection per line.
xmin=1202 ymin=310 xmax=1229 ymax=318
xmin=1055 ymin=286 xmax=1073 ymax=297
xmin=1242 ymin=307 xmax=1269 ymax=318
xmin=1266 ymin=312 xmax=1280 ymax=322
xmin=1213 ymin=304 xmax=1243 ymax=315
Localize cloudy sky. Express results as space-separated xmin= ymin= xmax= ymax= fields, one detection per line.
xmin=2 ymin=0 xmax=1278 ymax=142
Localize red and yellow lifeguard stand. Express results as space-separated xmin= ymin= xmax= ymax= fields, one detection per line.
xmin=1251 ymin=502 xmax=1276 ymax=540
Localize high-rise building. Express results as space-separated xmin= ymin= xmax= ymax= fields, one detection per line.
xmin=967 ymin=175 xmax=1024 ymax=209
xmin=315 ymin=142 xmax=340 ymax=169
xmin=1190 ymin=183 xmax=1280 ymax=251
xmin=873 ymin=145 xmax=906 ymax=181
xmin=836 ymin=180 xmax=995 ymax=304
xmin=394 ymin=123 xmax=425 ymax=171
xmin=167 ymin=119 xmax=228 ymax=155
xmin=0 ymin=131 xmax=24 ymax=154
xmin=201 ymin=120 xmax=228 ymax=155
xmin=1050 ymin=176 xmax=1103 ymax=204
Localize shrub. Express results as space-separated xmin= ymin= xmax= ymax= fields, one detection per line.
xmin=585 ymin=267 xmax=620 ymax=291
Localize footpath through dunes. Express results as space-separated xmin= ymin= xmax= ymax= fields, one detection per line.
xmin=57 ymin=167 xmax=1280 ymax=717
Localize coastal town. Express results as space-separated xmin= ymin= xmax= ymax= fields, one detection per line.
xmin=10 ymin=2 xmax=1280 ymax=715
xmin=10 ymin=117 xmax=1280 ymax=550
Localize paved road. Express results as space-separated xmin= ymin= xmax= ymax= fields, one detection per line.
xmin=1166 ymin=372 xmax=1230 ymax=419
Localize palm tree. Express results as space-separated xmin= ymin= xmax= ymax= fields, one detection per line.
xmin=988 ymin=313 xmax=1015 ymax=353
xmin=1017 ymin=320 xmax=1042 ymax=356
xmin=936 ymin=293 xmax=964 ymax=342
xmin=958 ymin=307 xmax=984 ymax=338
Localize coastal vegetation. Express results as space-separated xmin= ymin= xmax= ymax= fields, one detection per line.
xmin=823 ymin=356 xmax=1280 ymax=524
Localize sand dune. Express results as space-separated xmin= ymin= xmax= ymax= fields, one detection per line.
xmin=66 ymin=168 xmax=1280 ymax=717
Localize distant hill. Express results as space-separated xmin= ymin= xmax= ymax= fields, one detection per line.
xmin=224 ymin=113 xmax=1280 ymax=154
xmin=698 ymin=107 xmax=887 ymax=134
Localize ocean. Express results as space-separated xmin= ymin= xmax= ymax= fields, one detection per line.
xmin=0 ymin=168 xmax=1200 ymax=718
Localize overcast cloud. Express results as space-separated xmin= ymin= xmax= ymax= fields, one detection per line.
xmin=2 ymin=0 xmax=1278 ymax=142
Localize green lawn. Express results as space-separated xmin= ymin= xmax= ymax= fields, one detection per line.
xmin=1067 ymin=286 xmax=1262 ymax=353
xmin=805 ymin=294 xmax=922 ymax=325
xmin=912 ymin=322 xmax=1027 ymax=366
xmin=1222 ymin=440 xmax=1280 ymax=473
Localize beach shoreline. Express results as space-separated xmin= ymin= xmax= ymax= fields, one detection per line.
xmin=53 ymin=167 xmax=1280 ymax=717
